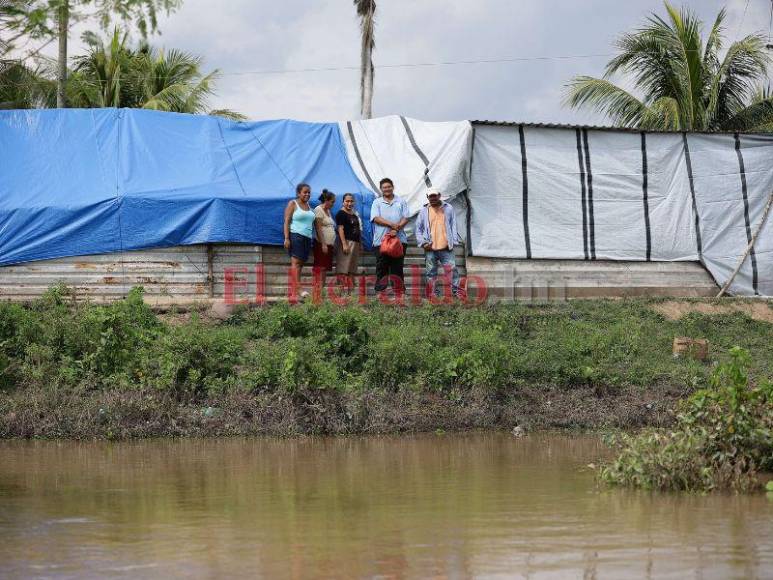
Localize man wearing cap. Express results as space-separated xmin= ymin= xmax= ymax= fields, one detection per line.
xmin=415 ymin=188 xmax=461 ymax=299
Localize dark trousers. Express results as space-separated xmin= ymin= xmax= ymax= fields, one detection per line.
xmin=374 ymin=244 xmax=406 ymax=292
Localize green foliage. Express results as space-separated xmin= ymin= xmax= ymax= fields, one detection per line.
xmin=0 ymin=59 xmax=52 ymax=109
xmin=565 ymin=2 xmax=773 ymax=131
xmin=4 ymin=0 xmax=182 ymax=43
xmin=601 ymin=347 xmax=773 ymax=492
xmin=64 ymin=27 xmax=244 ymax=118
xmin=1 ymin=288 xmax=773 ymax=417
xmin=136 ymin=318 xmax=243 ymax=398
xmin=78 ymin=286 xmax=160 ymax=376
xmin=245 ymin=303 xmax=369 ymax=373
xmin=4 ymin=286 xmax=160 ymax=388
xmin=1 ymin=2 xmax=243 ymax=118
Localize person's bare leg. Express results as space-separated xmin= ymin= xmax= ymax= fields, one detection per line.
xmin=312 ymin=267 xmax=326 ymax=302
xmin=289 ymin=258 xmax=305 ymax=300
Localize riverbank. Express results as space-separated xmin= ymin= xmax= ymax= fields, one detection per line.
xmin=0 ymin=287 xmax=771 ymax=439
xmin=0 ymin=383 xmax=682 ymax=439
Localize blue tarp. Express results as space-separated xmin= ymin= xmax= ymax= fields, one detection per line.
xmin=0 ymin=108 xmax=375 ymax=266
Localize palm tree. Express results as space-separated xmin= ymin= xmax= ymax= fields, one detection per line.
xmin=353 ymin=0 xmax=375 ymax=119
xmin=132 ymin=42 xmax=241 ymax=118
xmin=67 ymin=29 xmax=128 ymax=107
xmin=1 ymin=0 xmax=181 ymax=108
xmin=0 ymin=59 xmax=53 ymax=108
xmin=65 ymin=28 xmax=244 ymax=119
xmin=565 ymin=2 xmax=773 ymax=131
xmin=1 ymin=1 xmax=53 ymax=108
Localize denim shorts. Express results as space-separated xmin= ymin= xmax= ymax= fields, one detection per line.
xmin=288 ymin=232 xmax=312 ymax=262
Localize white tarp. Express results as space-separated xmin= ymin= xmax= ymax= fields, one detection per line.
xmin=468 ymin=123 xmax=773 ymax=296
xmin=339 ymin=115 xmax=472 ymax=214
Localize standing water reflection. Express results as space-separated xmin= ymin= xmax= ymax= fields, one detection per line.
xmin=0 ymin=433 xmax=771 ymax=578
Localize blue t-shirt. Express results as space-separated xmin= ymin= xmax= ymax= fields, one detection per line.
xmin=370 ymin=195 xmax=409 ymax=246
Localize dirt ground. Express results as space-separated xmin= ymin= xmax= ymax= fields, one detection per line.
xmin=652 ymin=300 xmax=773 ymax=323
xmin=0 ymin=384 xmax=680 ymax=440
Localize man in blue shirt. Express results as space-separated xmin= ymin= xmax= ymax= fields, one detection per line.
xmin=370 ymin=177 xmax=410 ymax=293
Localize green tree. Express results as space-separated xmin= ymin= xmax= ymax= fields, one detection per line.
xmin=565 ymin=2 xmax=773 ymax=131
xmin=1 ymin=0 xmax=52 ymax=108
xmin=0 ymin=59 xmax=52 ymax=108
xmin=1 ymin=0 xmax=21 ymax=56
xmin=3 ymin=0 xmax=181 ymax=108
xmin=353 ymin=0 xmax=375 ymax=119
xmin=65 ymin=27 xmax=243 ymax=119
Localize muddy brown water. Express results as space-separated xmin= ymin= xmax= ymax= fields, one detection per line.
xmin=0 ymin=433 xmax=771 ymax=579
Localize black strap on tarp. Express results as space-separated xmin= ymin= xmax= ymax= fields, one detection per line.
xmin=735 ymin=133 xmax=759 ymax=294
xmin=576 ymin=129 xmax=590 ymax=260
xmin=346 ymin=121 xmax=380 ymax=194
xmin=400 ymin=116 xmax=432 ymax=187
xmin=682 ymin=133 xmax=703 ymax=259
xmin=519 ymin=124 xmax=532 ymax=259
xmin=641 ymin=132 xmax=652 ymax=261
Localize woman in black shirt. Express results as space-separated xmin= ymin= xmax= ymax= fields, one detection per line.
xmin=335 ymin=193 xmax=362 ymax=292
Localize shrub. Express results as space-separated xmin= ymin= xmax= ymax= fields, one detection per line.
xmin=601 ymin=347 xmax=773 ymax=492
xmin=1 ymin=286 xmax=161 ymax=389
xmin=137 ymin=318 xmax=243 ymax=398
xmin=77 ymin=287 xmax=160 ymax=377
xmin=0 ymin=301 xmax=29 ymax=389
xmin=2 ymin=288 xmax=773 ymax=416
xmin=275 ymin=338 xmax=341 ymax=391
xmin=364 ymin=323 xmax=432 ymax=390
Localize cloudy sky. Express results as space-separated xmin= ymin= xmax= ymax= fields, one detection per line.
xmin=56 ymin=0 xmax=773 ymax=123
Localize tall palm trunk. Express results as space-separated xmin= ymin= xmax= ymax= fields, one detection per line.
xmin=360 ymin=36 xmax=374 ymax=119
xmin=354 ymin=0 xmax=375 ymax=119
xmin=56 ymin=0 xmax=69 ymax=108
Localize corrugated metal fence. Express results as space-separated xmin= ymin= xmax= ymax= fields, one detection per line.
xmin=0 ymin=244 xmax=468 ymax=305
xmin=0 ymin=243 xmax=721 ymax=304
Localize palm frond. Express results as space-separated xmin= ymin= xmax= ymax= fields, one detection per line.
xmin=565 ymin=1 xmax=772 ymax=132
xmin=0 ymin=20 xmax=240 ymax=119
xmin=720 ymin=96 xmax=773 ymax=132
xmin=564 ymin=76 xmax=651 ymax=127
xmin=602 ymin=3 xmax=699 ymax=127
xmin=642 ymin=96 xmax=682 ymax=130
xmin=703 ymin=7 xmax=725 ymax=70
xmin=709 ymin=34 xmax=770 ymax=128
xmin=0 ymin=59 xmax=43 ymax=108
xmin=660 ymin=2 xmax=706 ymax=128
xmin=209 ymin=108 xmax=247 ymax=121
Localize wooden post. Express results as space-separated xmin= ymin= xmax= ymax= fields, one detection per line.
xmin=716 ymin=191 xmax=773 ymax=297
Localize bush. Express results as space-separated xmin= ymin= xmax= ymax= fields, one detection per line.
xmin=0 ymin=286 xmax=160 ymax=390
xmin=137 ymin=318 xmax=243 ymax=398
xmin=77 ymin=287 xmax=160 ymax=377
xmin=2 ymin=288 xmax=773 ymax=414
xmin=601 ymin=347 xmax=773 ymax=492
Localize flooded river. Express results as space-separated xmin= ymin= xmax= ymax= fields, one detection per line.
xmin=0 ymin=433 xmax=771 ymax=579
